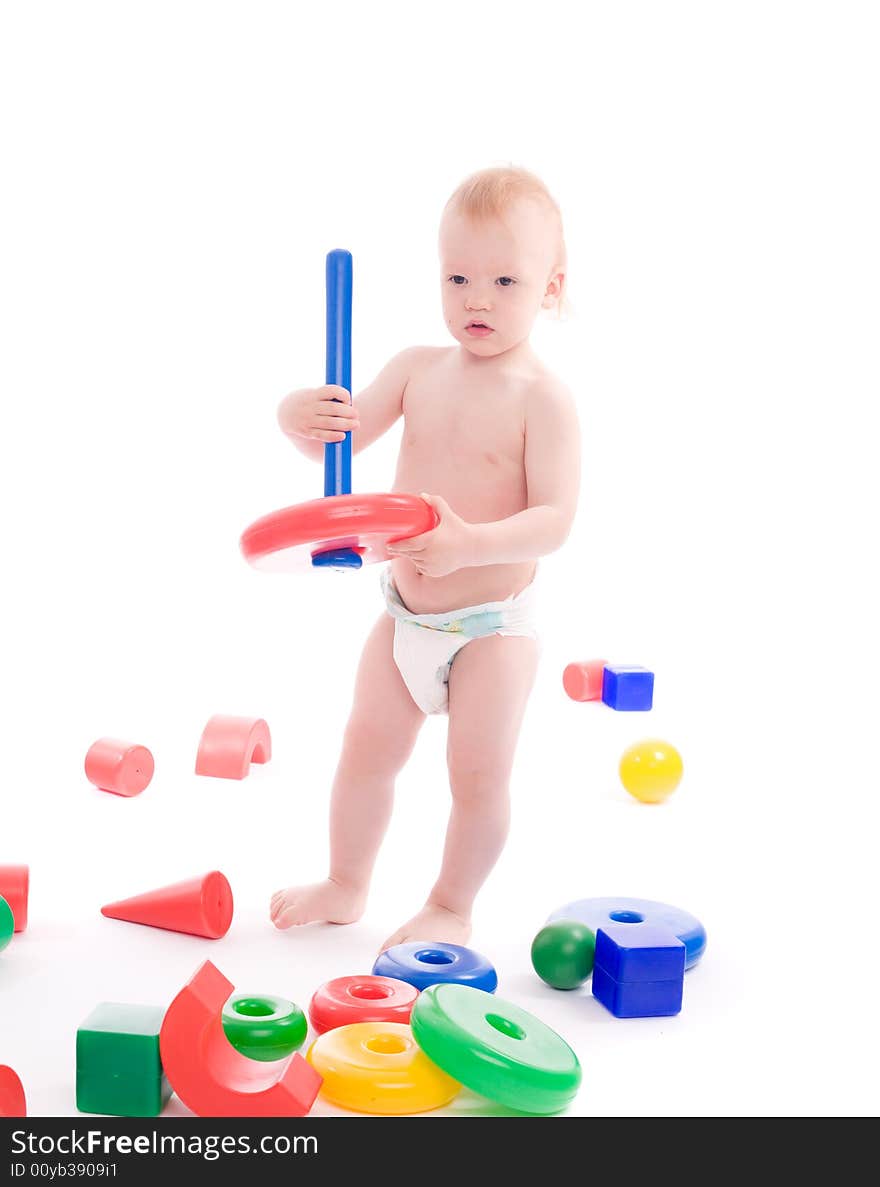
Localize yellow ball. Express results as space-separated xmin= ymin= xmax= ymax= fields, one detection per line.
xmin=619 ymin=739 xmax=683 ymax=803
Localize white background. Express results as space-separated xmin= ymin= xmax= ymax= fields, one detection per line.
xmin=1 ymin=1 xmax=878 ymax=1118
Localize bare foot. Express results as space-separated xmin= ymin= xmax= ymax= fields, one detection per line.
xmin=379 ymin=902 xmax=472 ymax=953
xmin=270 ymin=878 xmax=366 ymax=930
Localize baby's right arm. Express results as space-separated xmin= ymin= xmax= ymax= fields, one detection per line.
xmin=277 ymin=346 xmax=425 ymax=464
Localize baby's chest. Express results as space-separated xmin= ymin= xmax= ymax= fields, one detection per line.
xmin=402 ymin=391 xmax=525 ymax=473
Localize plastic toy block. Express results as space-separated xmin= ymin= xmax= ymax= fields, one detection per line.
xmin=0 ymin=1065 xmax=27 ymax=1116
xmin=563 ymin=660 xmax=608 ymax=702
xmin=592 ymin=923 xmax=685 ymax=1018
xmin=597 ymin=923 xmax=686 ymax=981
xmin=0 ymin=896 xmax=12 ymax=954
xmin=84 ymin=738 xmax=154 ymax=797
xmin=101 ymin=871 xmax=233 ymax=939
xmin=601 ymin=665 xmax=654 ymax=711
xmin=159 ymin=960 xmax=322 ymax=1116
xmin=0 ymin=864 xmax=29 ymax=931
xmin=76 ymin=1003 xmax=170 ymax=1117
xmin=195 ymin=715 xmax=271 ymax=780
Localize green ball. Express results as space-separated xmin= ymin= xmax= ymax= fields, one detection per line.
xmin=0 ymin=895 xmax=13 ymax=954
xmin=531 ymin=920 xmax=596 ymax=990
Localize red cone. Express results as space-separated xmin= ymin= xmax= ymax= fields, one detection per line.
xmin=101 ymin=871 xmax=233 ymax=939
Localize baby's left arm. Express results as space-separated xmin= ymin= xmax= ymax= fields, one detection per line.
xmin=466 ymin=381 xmax=581 ymax=565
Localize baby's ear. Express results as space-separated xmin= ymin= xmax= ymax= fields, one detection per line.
xmin=542 ymin=269 xmax=565 ymax=310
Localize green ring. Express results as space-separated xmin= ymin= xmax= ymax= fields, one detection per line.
xmin=221 ymin=993 xmax=307 ymax=1062
xmin=0 ymin=896 xmax=13 ymax=954
xmin=411 ymin=983 xmax=581 ymax=1114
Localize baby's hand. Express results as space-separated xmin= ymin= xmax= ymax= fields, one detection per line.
xmin=387 ymin=493 xmax=475 ymax=577
xmin=277 ymin=385 xmax=360 ymax=443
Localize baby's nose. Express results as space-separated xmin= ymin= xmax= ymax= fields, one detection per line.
xmin=465 ymin=292 xmax=492 ymax=311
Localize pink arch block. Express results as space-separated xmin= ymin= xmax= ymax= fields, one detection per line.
xmin=159 ymin=961 xmax=321 ymax=1117
xmin=195 ymin=715 xmax=272 ymax=780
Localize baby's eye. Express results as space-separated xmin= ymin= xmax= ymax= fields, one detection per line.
xmin=448 ymin=275 xmax=468 ymax=286
xmin=496 ymin=276 xmax=516 ymax=287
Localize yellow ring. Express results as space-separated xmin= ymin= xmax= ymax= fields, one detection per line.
xmin=307 ymin=1022 xmax=460 ymax=1114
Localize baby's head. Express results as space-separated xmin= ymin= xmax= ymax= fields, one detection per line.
xmin=439 ymin=165 xmax=566 ymax=358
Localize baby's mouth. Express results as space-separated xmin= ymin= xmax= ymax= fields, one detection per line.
xmin=465 ymin=320 xmax=493 ymax=337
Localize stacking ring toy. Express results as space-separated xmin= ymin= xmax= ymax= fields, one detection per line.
xmin=308 ymin=975 xmax=418 ymax=1035
xmin=547 ymin=897 xmax=707 ymax=969
xmin=239 ymin=249 xmax=437 ymax=572
xmin=222 ymin=994 xmax=308 ymax=1062
xmin=372 ymin=941 xmax=498 ymax=993
xmin=0 ymin=896 xmax=13 ymax=955
xmin=411 ymin=984 xmax=581 ymax=1115
xmin=241 ymin=491 xmax=437 ymax=571
xmin=306 ymin=1021 xmax=459 ymax=1115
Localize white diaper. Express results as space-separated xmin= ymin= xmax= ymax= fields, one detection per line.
xmin=381 ymin=567 xmax=539 ymax=715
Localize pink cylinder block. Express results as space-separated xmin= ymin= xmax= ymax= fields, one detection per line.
xmin=563 ymin=660 xmax=609 ymax=702
xmin=85 ymin=738 xmax=154 ymax=797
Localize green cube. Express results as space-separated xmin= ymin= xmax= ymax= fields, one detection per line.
xmin=76 ymin=1002 xmax=171 ymax=1116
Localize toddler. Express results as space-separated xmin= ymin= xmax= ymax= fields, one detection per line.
xmin=270 ymin=166 xmax=580 ymax=951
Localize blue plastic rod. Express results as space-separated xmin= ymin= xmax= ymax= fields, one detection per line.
xmin=324 ymin=249 xmax=353 ymax=497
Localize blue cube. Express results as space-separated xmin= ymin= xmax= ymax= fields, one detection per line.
xmin=601 ymin=665 xmax=654 ymax=711
xmin=592 ymin=923 xmax=685 ymax=1018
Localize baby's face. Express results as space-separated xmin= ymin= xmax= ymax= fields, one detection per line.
xmin=439 ymin=200 xmax=562 ymax=358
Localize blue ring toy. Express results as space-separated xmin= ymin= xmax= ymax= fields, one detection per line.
xmin=373 ymin=941 xmax=498 ymax=993
xmin=547 ymin=897 xmax=707 ymax=969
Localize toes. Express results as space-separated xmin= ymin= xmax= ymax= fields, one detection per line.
xmin=271 ymin=897 xmax=296 ymax=925
xmin=273 ymin=905 xmax=301 ymax=930
xmin=378 ymin=929 xmax=407 ymax=954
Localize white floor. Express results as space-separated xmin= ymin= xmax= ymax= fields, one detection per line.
xmin=2 ymin=651 xmax=876 ymax=1118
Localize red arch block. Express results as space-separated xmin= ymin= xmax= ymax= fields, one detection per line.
xmin=0 ymin=1065 xmax=26 ymax=1116
xmin=159 ymin=961 xmax=321 ymax=1117
xmin=195 ymin=716 xmax=272 ymax=780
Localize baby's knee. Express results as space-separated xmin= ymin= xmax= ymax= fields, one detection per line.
xmin=341 ymin=717 xmax=417 ymax=774
xmin=447 ymin=757 xmax=511 ymax=801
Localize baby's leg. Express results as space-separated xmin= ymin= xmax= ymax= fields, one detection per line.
xmin=271 ymin=614 xmax=425 ymax=929
xmin=379 ymin=633 xmax=538 ymax=950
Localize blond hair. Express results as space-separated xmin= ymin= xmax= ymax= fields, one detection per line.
xmin=443 ymin=165 xmax=568 ymax=315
